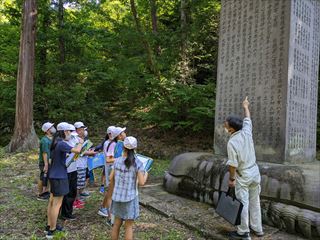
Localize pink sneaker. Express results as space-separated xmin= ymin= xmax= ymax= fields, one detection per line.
xmin=74 ymin=199 xmax=85 ymax=205
xmin=73 ymin=201 xmax=84 ymax=209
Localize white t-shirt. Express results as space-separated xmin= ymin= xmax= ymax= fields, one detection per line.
xmin=66 ymin=133 xmax=78 ymax=173
xmin=103 ymin=140 xmax=116 ymax=166
xmin=76 ymin=156 xmax=87 ymax=169
xmin=71 ymin=133 xmax=88 ymax=169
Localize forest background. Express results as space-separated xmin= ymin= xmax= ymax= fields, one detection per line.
xmin=0 ymin=0 xmax=319 ymax=157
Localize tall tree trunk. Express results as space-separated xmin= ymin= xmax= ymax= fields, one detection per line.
xmin=150 ymin=0 xmax=158 ymax=34
xmin=58 ymin=0 xmax=65 ymax=64
xmin=179 ymin=0 xmax=192 ymax=84
xmin=149 ymin=0 xmax=161 ymax=55
xmin=39 ymin=5 xmax=49 ymax=85
xmin=8 ymin=0 xmax=39 ymax=152
xmin=181 ymin=0 xmax=188 ymax=44
xmin=130 ymin=0 xmax=160 ymax=79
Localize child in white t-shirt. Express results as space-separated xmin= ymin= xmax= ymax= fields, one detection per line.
xmin=73 ymin=122 xmax=96 ymax=208
xmin=98 ymin=126 xmax=116 ymax=218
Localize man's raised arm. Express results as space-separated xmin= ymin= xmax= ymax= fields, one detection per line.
xmin=242 ymin=96 xmax=250 ymax=118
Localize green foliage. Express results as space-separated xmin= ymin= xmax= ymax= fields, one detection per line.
xmin=0 ymin=147 xmax=5 ymax=159
xmin=149 ymin=158 xmax=171 ymax=177
xmin=134 ymin=82 xmax=215 ymax=132
xmin=0 ymin=0 xmax=221 ymax=146
xmin=0 ymin=2 xmax=20 ymax=146
xmin=0 ymin=76 xmax=16 ymax=146
xmin=1 ymin=0 xmax=319 ymax=151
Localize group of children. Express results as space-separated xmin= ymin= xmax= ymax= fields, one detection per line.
xmin=38 ymin=121 xmax=148 ymax=239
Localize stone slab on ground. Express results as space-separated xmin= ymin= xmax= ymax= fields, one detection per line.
xmin=140 ymin=183 xmax=307 ymax=240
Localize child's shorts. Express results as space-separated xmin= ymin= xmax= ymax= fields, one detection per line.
xmin=50 ymin=178 xmax=69 ymax=196
xmin=111 ymin=196 xmax=139 ymax=220
xmin=39 ymin=166 xmax=48 ymax=186
xmin=77 ymin=168 xmax=86 ymax=189
xmin=104 ymin=164 xmax=113 ymax=187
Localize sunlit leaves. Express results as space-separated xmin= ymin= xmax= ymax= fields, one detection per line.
xmin=0 ymin=0 xmax=221 ymax=145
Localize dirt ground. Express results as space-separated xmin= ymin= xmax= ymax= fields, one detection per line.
xmin=0 ymin=150 xmax=207 ymax=240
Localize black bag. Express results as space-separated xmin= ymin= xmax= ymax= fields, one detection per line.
xmin=215 ymin=187 xmax=243 ymax=225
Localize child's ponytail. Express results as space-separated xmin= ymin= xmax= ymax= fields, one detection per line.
xmin=50 ymin=131 xmax=65 ymax=151
xmin=124 ymin=149 xmax=136 ymax=169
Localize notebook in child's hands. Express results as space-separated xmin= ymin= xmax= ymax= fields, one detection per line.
xmin=79 ymin=140 xmax=93 ymax=156
xmin=135 ymin=154 xmax=153 ymax=172
xmin=65 ymin=140 xmax=93 ymax=167
xmin=87 ymin=152 xmax=105 ymax=171
xmin=66 ymin=153 xmax=76 ymax=168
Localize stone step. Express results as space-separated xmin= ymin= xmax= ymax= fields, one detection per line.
xmin=139 ymin=183 xmax=307 ymax=240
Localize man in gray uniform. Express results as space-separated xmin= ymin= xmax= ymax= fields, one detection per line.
xmin=224 ymin=97 xmax=264 ymax=240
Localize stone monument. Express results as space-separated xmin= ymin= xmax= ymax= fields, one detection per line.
xmin=214 ymin=0 xmax=320 ymax=163
xmin=164 ymin=0 xmax=320 ymax=238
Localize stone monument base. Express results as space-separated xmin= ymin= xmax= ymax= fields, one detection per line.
xmin=163 ymin=152 xmax=320 ymax=239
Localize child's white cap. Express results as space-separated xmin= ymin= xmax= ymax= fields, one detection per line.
xmin=111 ymin=127 xmax=126 ymax=140
xmin=69 ymin=124 xmax=76 ymax=131
xmin=57 ymin=122 xmax=68 ymax=131
xmin=74 ymin=121 xmax=86 ymax=129
xmin=41 ymin=122 xmax=54 ymax=132
xmin=107 ymin=126 xmax=116 ymax=134
xmin=57 ymin=122 xmax=74 ymax=131
xmin=123 ymin=136 xmax=137 ymax=150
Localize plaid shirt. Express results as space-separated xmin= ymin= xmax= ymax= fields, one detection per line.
xmin=112 ymin=156 xmax=144 ymax=202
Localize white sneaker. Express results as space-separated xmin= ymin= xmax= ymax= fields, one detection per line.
xmin=98 ymin=208 xmax=109 ymax=217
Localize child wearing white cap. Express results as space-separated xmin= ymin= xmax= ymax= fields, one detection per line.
xmin=109 ymin=136 xmax=148 ymax=240
xmin=37 ymin=122 xmax=56 ymax=201
xmin=45 ymin=122 xmax=84 ymax=239
xmin=73 ymin=122 xmax=96 ymax=208
xmin=74 ymin=122 xmax=87 ymax=199
xmin=98 ymin=126 xmax=116 ymax=218
xmin=60 ymin=124 xmax=83 ymax=219
xmin=98 ymin=126 xmax=126 ymax=223
xmin=113 ymin=127 xmax=127 ymax=158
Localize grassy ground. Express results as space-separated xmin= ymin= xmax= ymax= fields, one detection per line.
xmin=0 ymin=149 xmax=203 ymax=240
